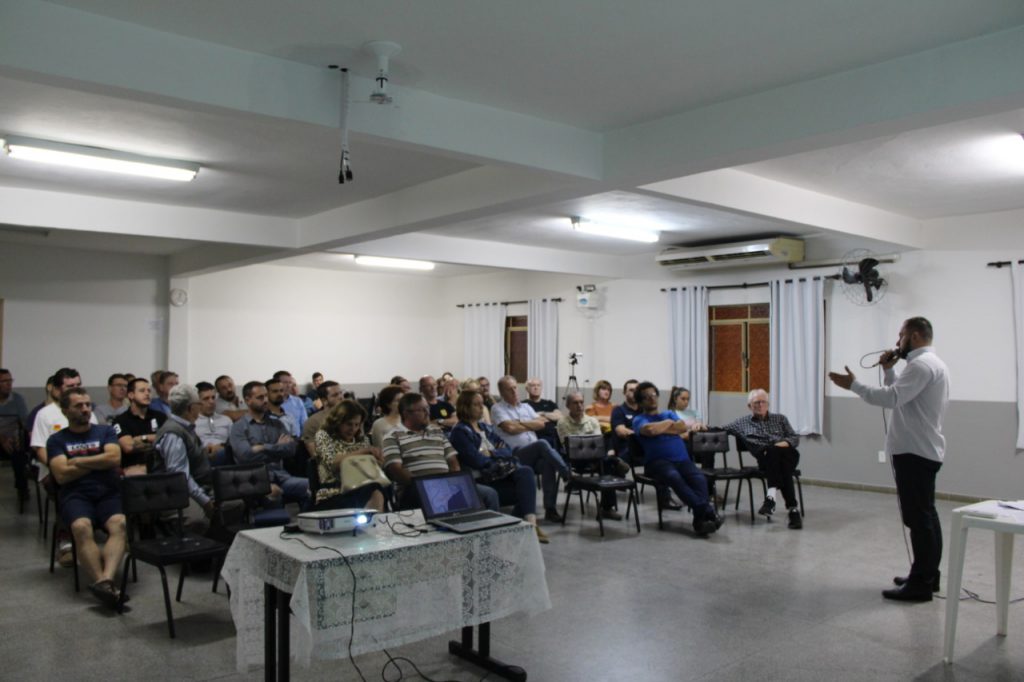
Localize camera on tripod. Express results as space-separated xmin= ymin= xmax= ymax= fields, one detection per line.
xmin=568 ymin=352 xmax=583 ymax=365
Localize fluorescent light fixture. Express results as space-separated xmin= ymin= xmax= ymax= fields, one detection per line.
xmin=354 ymin=255 xmax=435 ymax=271
xmin=571 ymin=216 xmax=658 ymax=243
xmin=1 ymin=135 xmax=199 ymax=181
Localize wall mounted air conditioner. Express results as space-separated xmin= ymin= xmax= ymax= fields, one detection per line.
xmin=656 ymin=237 xmax=804 ymax=270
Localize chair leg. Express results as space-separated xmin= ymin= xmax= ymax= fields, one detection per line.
xmin=71 ymin=537 xmax=79 ymax=592
xmin=656 ymin=485 xmax=665 ymax=530
xmin=49 ymin=523 xmax=58 ymax=573
xmin=595 ymin=504 xmax=605 ymax=537
xmin=722 ymin=481 xmax=731 ymax=510
xmin=176 ymin=564 xmax=188 ymax=602
xmin=212 ymin=556 xmax=222 ymax=594
xmin=631 ymin=490 xmax=641 ymax=534
xmin=560 ymin=485 xmax=571 ymax=526
xmin=746 ymin=479 xmax=755 ymax=524
xmin=118 ymin=554 xmax=131 ymax=614
xmin=796 ymin=477 xmax=805 ymax=517
xmin=157 ymin=565 xmax=176 ymax=639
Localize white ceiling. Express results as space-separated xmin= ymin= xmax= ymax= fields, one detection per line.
xmin=1 ymin=1 xmax=1023 ymax=278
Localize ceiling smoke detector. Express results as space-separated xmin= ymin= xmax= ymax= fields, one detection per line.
xmin=365 ymin=41 xmax=401 ymax=105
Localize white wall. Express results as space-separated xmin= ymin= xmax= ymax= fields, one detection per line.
xmin=0 ymin=241 xmax=167 ymax=387
xmin=184 ymin=264 xmax=451 ymax=386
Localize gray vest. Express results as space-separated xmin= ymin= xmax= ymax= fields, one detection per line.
xmin=154 ymin=416 xmax=212 ymax=486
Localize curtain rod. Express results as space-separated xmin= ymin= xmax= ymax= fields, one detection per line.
xmin=660 ymin=274 xmax=838 ymax=292
xmin=987 ymin=260 xmax=1024 ymax=268
xmin=456 ymin=297 xmax=562 ymax=308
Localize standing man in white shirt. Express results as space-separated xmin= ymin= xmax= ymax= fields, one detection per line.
xmin=829 ymin=316 xmax=950 ymax=603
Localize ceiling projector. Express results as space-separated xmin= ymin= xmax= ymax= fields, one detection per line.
xmin=297 ymin=509 xmax=376 ymax=535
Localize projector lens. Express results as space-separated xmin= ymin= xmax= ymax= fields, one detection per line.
xmin=356 ymin=514 xmax=368 ymax=524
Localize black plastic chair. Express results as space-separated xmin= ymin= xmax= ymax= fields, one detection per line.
xmin=118 ymin=472 xmax=228 ymax=638
xmin=211 ymin=463 xmax=291 ymax=532
xmin=560 ymin=434 xmax=640 ymax=537
xmin=691 ymin=430 xmax=757 ymax=523
xmin=47 ymin=489 xmax=80 ymax=592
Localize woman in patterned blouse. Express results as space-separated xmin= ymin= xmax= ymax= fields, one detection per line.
xmin=313 ymin=400 xmax=389 ymax=511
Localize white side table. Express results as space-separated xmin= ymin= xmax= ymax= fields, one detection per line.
xmin=943 ymin=500 xmax=1024 ymax=663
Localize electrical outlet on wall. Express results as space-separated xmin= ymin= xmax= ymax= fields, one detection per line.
xmin=878 ymin=450 xmax=886 ymax=463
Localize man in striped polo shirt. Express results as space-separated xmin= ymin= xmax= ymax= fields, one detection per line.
xmin=383 ymin=392 xmax=499 ymax=511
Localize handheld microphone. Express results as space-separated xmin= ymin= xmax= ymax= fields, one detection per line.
xmin=869 ymin=348 xmax=901 ymax=368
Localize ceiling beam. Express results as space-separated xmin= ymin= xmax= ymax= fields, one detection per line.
xmin=0 ymin=0 xmax=602 ymax=180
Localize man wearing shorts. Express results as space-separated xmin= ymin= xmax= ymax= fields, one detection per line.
xmin=47 ymin=387 xmax=127 ymax=609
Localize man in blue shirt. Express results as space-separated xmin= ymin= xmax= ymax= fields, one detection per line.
xmin=46 ymin=387 xmax=127 ymax=608
xmin=632 ymin=381 xmax=721 ymax=537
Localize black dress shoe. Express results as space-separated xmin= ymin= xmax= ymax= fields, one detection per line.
xmin=601 ymin=508 xmax=622 ymax=521
xmin=544 ymin=508 xmax=563 ymax=523
xmin=882 ymin=583 xmax=933 ymax=602
xmin=662 ymin=499 xmax=683 ymax=511
xmin=893 ymin=573 xmax=941 ymax=592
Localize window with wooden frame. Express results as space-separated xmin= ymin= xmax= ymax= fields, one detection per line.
xmin=710 ymin=303 xmax=769 ymax=394
xmin=505 ymin=315 xmax=528 ymax=382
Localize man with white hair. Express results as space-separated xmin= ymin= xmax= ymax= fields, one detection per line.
xmin=153 ymin=383 xmax=215 ymax=528
xmin=722 ymin=388 xmax=802 ymax=529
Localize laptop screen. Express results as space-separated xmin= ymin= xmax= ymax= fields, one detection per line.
xmin=415 ymin=472 xmax=483 ymax=519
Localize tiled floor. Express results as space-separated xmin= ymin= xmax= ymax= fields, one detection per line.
xmin=1 ymin=467 xmax=1022 ymax=681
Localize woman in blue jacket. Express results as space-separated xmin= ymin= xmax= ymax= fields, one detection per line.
xmin=449 ymin=390 xmax=548 ymax=543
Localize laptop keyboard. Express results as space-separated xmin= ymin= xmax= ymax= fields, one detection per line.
xmin=447 ymin=511 xmax=502 ymax=525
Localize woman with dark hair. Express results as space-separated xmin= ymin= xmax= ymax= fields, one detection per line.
xmin=313 ymin=399 xmax=389 ymax=511
xmin=370 ymin=384 xmax=406 ymax=449
xmin=586 ymin=379 xmax=615 ymax=435
xmin=668 ymin=386 xmax=705 ymax=430
xmin=449 ymin=390 xmax=548 ymax=543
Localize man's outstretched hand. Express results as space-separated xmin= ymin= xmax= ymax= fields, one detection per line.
xmin=828 ymin=366 xmax=856 ymax=390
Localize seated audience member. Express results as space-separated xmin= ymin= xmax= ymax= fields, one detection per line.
xmin=30 ymin=368 xmax=97 ymax=567
xmin=113 ymin=378 xmax=167 ymax=476
xmin=441 ymin=374 xmax=460 ymax=405
xmin=150 ymin=371 xmax=178 ymax=415
xmin=306 ymin=372 xmax=324 ymax=410
xmin=390 ymin=375 xmax=412 ymax=392
xmin=272 ymin=371 xmax=308 ymax=437
xmin=491 ymin=376 xmax=572 ymax=523
xmin=313 ymin=400 xmax=388 ymax=512
xmin=214 ymin=375 xmax=248 ymax=421
xmin=556 ymin=391 xmax=626 ymax=520
xmin=669 ymin=386 xmax=705 ymax=429
xmin=610 ymin=379 xmax=640 ymax=462
xmin=153 ymin=384 xmax=215 ymax=529
xmin=194 ymin=381 xmax=233 ymax=466
xmin=370 ymin=384 xmax=406 ymax=449
xmin=450 ymin=390 xmax=547 ymax=542
xmin=523 ymin=378 xmax=562 ymax=451
xmin=229 ymin=381 xmax=310 ymax=510
xmin=382 ymin=393 xmax=499 ymax=511
xmin=93 ymin=373 xmax=129 ymax=425
xmin=632 ymin=381 xmax=722 ymax=538
xmin=46 ymin=387 xmax=127 ymax=608
xmin=420 ymin=375 xmax=457 ymax=430
xmin=458 ymin=378 xmax=491 ymax=424
xmin=301 ymin=380 xmax=343 ymax=457
xmin=721 ymin=388 xmax=802 ymax=529
xmin=477 ymin=376 xmax=496 ymax=409
xmin=585 ymin=379 xmax=615 ymax=436
xmin=0 ymin=368 xmax=30 ymax=501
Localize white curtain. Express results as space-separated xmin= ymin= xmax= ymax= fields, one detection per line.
xmin=769 ymin=278 xmax=824 ymax=435
xmin=1010 ymin=263 xmax=1024 ymax=448
xmin=463 ymin=303 xmax=507 ymax=384
xmin=667 ymin=286 xmax=709 ymax=420
xmin=527 ymin=299 xmax=559 ymax=400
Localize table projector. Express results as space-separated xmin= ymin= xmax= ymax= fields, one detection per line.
xmin=297 ymin=509 xmax=376 ymax=535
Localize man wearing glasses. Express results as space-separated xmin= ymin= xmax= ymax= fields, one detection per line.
xmin=722 ymin=389 xmax=802 ymax=529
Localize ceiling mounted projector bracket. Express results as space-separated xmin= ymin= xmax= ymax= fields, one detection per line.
xmin=365 ymin=41 xmax=402 ymax=105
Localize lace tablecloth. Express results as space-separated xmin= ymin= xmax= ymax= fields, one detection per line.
xmin=221 ymin=512 xmax=551 ymax=671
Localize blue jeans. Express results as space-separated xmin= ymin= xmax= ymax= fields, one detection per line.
xmin=487 ymin=465 xmax=537 ymax=517
xmin=514 ymin=440 xmax=569 ymax=512
xmin=270 ymin=469 xmax=311 ymax=511
xmin=646 ymin=457 xmax=714 ymax=520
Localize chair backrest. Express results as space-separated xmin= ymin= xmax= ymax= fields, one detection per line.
xmin=689 ymin=430 xmax=730 ymax=468
xmin=211 ymin=463 xmax=272 ymax=504
xmin=120 ymin=472 xmax=190 ymax=515
xmin=565 ymin=434 xmax=606 ymax=463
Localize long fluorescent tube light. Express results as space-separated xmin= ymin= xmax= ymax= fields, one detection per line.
xmin=571 ymin=216 xmax=658 ymax=243
xmin=354 ymin=255 xmax=435 ymax=270
xmin=1 ymin=135 xmax=200 ymax=182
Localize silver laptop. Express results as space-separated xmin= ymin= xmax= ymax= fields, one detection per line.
xmin=414 ymin=472 xmax=521 ymax=533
